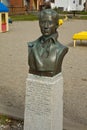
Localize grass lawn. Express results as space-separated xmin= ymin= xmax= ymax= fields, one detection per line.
xmin=10 ymin=14 xmax=39 ymax=21
xmin=10 ymin=12 xmax=87 ymax=22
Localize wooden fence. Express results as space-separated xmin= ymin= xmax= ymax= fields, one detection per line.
xmin=8 ymin=7 xmax=25 ymax=15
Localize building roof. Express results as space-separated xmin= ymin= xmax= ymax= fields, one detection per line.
xmin=0 ymin=2 xmax=9 ymax=12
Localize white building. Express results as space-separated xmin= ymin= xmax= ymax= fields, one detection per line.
xmin=51 ymin=0 xmax=86 ymax=11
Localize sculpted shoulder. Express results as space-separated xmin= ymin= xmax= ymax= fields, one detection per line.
xmin=27 ymin=37 xmax=41 ymax=49
xmin=56 ymin=41 xmax=68 ymax=54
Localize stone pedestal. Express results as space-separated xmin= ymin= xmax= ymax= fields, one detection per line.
xmin=24 ymin=73 xmax=63 ymax=130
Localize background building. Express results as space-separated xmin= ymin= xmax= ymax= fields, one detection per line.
xmin=0 ymin=0 xmax=86 ymax=14
xmin=51 ymin=0 xmax=86 ymax=11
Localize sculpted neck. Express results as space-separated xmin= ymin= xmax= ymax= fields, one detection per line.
xmin=41 ymin=32 xmax=58 ymax=43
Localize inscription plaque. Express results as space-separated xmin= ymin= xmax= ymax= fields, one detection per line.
xmin=26 ymin=83 xmax=51 ymax=116
xmin=24 ymin=73 xmax=63 ymax=130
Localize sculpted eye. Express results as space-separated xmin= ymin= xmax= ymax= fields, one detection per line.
xmin=40 ymin=21 xmax=44 ymax=26
xmin=49 ymin=21 xmax=52 ymax=25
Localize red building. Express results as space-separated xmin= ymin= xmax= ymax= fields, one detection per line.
xmin=9 ymin=0 xmax=24 ymax=7
xmin=8 ymin=0 xmax=44 ymax=15
xmin=9 ymin=0 xmax=25 ymax=15
xmin=29 ymin=0 xmax=44 ymax=10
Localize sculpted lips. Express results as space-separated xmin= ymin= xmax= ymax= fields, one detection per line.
xmin=42 ymin=29 xmax=50 ymax=35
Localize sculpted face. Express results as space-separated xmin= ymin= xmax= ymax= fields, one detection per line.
xmin=39 ymin=9 xmax=59 ymax=37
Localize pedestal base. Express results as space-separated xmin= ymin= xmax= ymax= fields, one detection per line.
xmin=24 ymin=73 xmax=63 ymax=130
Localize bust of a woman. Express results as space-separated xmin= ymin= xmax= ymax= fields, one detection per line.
xmin=28 ymin=9 xmax=68 ymax=77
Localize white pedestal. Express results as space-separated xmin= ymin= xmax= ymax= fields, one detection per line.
xmin=24 ymin=73 xmax=63 ymax=130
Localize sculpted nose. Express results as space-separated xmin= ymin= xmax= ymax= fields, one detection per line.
xmin=44 ymin=22 xmax=48 ymax=29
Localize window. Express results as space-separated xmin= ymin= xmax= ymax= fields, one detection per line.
xmin=51 ymin=0 xmax=55 ymax=3
xmin=73 ymin=0 xmax=75 ymax=4
xmin=2 ymin=14 xmax=6 ymax=24
xmin=79 ymin=0 xmax=82 ymax=5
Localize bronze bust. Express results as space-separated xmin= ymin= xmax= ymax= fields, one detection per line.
xmin=28 ymin=9 xmax=68 ymax=77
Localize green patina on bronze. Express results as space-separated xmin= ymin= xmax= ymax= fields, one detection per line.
xmin=28 ymin=9 xmax=68 ymax=77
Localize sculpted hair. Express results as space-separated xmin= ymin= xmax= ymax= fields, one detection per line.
xmin=39 ymin=9 xmax=59 ymax=24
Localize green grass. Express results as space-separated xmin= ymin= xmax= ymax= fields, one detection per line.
xmin=59 ymin=15 xmax=87 ymax=20
xmin=0 ymin=115 xmax=10 ymax=125
xmin=76 ymin=11 xmax=87 ymax=15
xmin=69 ymin=15 xmax=87 ymax=19
xmin=78 ymin=15 xmax=87 ymax=19
xmin=10 ymin=14 xmax=38 ymax=21
xmin=10 ymin=11 xmax=87 ymax=21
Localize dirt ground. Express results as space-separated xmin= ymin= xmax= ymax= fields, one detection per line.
xmin=0 ymin=20 xmax=87 ymax=130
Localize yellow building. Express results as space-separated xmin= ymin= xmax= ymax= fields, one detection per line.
xmin=0 ymin=2 xmax=9 ymax=32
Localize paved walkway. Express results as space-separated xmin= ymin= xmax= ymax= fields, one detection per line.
xmin=0 ymin=20 xmax=87 ymax=129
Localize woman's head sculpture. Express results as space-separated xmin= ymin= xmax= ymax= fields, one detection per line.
xmin=39 ymin=9 xmax=59 ymax=37
xmin=28 ymin=9 xmax=68 ymax=77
